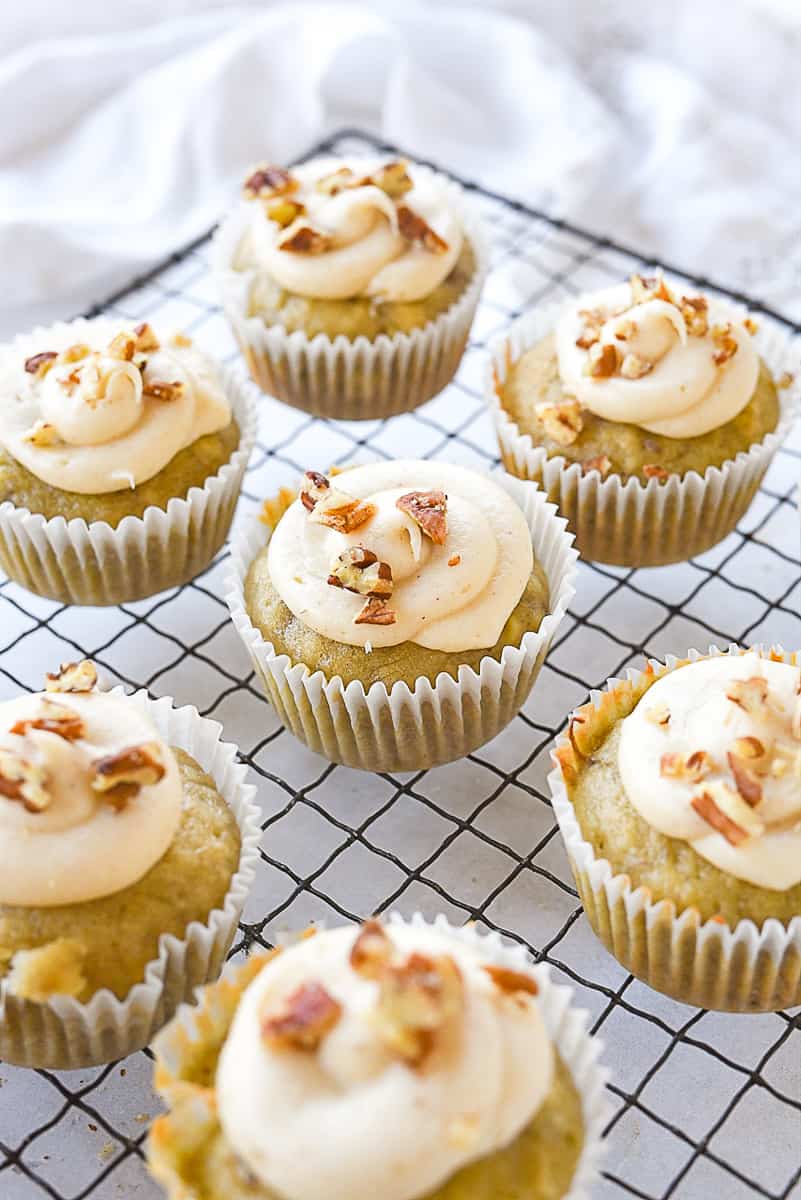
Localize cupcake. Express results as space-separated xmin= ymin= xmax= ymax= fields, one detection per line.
xmin=226 ymin=459 xmax=577 ymax=772
xmin=0 ymin=318 xmax=257 ymax=604
xmin=549 ymin=645 xmax=801 ymax=1011
xmin=489 ymin=274 xmax=799 ymax=566
xmin=214 ymin=156 xmax=488 ymax=419
xmin=0 ymin=660 xmax=260 ymax=1068
xmin=148 ymin=915 xmax=609 ymax=1200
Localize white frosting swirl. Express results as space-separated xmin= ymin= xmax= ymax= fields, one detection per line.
xmin=216 ymin=923 xmax=554 ymax=1200
xmin=267 ymin=460 xmax=534 ymax=651
xmin=0 ymin=691 xmax=182 ymax=906
xmin=246 ymin=157 xmax=463 ymax=302
xmin=556 ymin=282 xmax=759 ymax=438
xmin=619 ymin=655 xmax=801 ymax=889
xmin=0 ymin=321 xmax=231 ymax=494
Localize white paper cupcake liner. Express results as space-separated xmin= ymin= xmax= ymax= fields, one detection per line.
xmin=213 ymin=162 xmax=489 ymax=420
xmin=149 ymin=913 xmax=610 ymax=1200
xmin=548 ymin=644 xmax=801 ymax=1013
xmin=0 ymin=322 xmax=259 ymax=605
xmin=225 ymin=472 xmax=578 ymax=772
xmin=487 ymin=300 xmax=801 ymax=566
xmin=0 ymin=689 xmax=261 ymax=1069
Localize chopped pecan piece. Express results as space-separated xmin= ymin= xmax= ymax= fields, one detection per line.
xmin=24 ymin=420 xmax=60 ymax=448
xmin=91 ymin=742 xmax=166 ymax=809
xmin=396 ymin=205 xmax=449 ymax=254
xmin=620 ymin=353 xmax=653 ymax=379
xmin=743 ymin=316 xmax=759 ymax=336
xmin=243 ymin=165 xmax=299 ymax=200
xmin=660 ymin=749 xmax=715 ymax=783
xmin=300 ymin=470 xmax=331 ymax=512
xmin=350 ymin=919 xmax=394 ymax=979
xmin=315 ymin=167 xmax=355 ymax=196
xmin=679 ymin=295 xmax=709 ymax=337
xmin=170 ymin=332 xmax=192 ymax=348
xmin=691 ymin=781 xmax=763 ymax=846
xmin=107 ymin=331 xmax=136 ymax=361
xmin=45 ymin=661 xmax=98 ymax=694
xmin=448 ymin=554 xmax=461 ymax=567
xmin=261 ymin=982 xmax=342 ymax=1051
xmin=0 ymin=749 xmax=50 ymax=813
xmin=630 ymin=273 xmax=673 ymax=305
xmin=396 ymin=490 xmax=448 ymax=545
xmin=483 ymin=964 xmax=538 ymax=996
xmin=133 ymin=322 xmax=160 ymax=353
xmin=278 ymin=225 xmax=333 ymax=254
xmin=644 ymin=701 xmax=670 ymax=727
xmin=581 ymin=454 xmax=611 ymax=478
xmin=614 ymin=319 xmax=638 ymax=342
xmin=371 ymin=951 xmax=464 ymax=1069
xmin=535 ymin=399 xmax=584 ymax=446
xmin=327 ymin=547 xmax=393 ymax=598
xmin=711 ymin=323 xmax=738 ymax=366
xmin=354 ymin=597 xmax=397 ymax=626
xmin=308 ymin=488 xmax=377 ymax=533
xmin=726 ymin=675 xmax=769 ymax=715
xmin=24 ymin=351 xmax=57 ymax=377
xmin=57 ymin=343 xmax=91 ymax=365
xmin=777 ymin=371 xmax=794 ymax=390
xmin=585 ymin=342 xmax=618 ymax=378
xmin=10 ymin=701 xmax=85 ymax=743
xmin=575 ymin=328 xmax=600 ymax=350
xmin=267 ymin=198 xmax=306 ymax=228
xmin=727 ymin=751 xmax=762 ymax=807
xmin=370 ymin=160 xmax=413 ymax=198
xmin=730 ymin=735 xmax=768 ymax=763
xmin=643 ymin=464 xmax=670 ymax=481
xmin=143 ymin=380 xmax=185 ymax=402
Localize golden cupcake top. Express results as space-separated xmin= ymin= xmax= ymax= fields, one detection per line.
xmin=548 ymin=274 xmax=761 ymax=442
xmin=618 ymin=653 xmax=801 ymax=889
xmin=0 ymin=320 xmax=230 ymax=494
xmin=240 ymin=156 xmax=464 ymax=302
xmin=215 ymin=920 xmax=553 ymax=1200
xmin=266 ymin=459 xmax=534 ymax=651
xmin=0 ymin=662 xmax=182 ymax=906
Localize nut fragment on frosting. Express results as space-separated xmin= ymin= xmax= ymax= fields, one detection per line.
xmin=268 ymin=460 xmax=534 ymax=651
xmin=46 ymin=660 xmax=98 ymax=693
xmin=619 ymin=654 xmax=801 ymax=888
xmin=215 ymin=921 xmax=554 ymax=1200
xmin=241 ymin=155 xmax=464 ymax=303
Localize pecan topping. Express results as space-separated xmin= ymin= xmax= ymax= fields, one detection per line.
xmin=170 ymin=332 xmax=192 ymax=348
xmin=727 ymin=751 xmax=762 ymax=808
xmin=396 ymin=205 xmax=449 ymax=254
xmin=24 ymin=420 xmax=61 ymax=448
xmin=660 ymin=749 xmax=715 ymax=783
xmin=314 ymin=167 xmax=355 ymax=196
xmin=10 ymin=701 xmax=85 ymax=743
xmin=614 ymin=319 xmax=638 ymax=342
xmin=483 ymin=964 xmax=538 ymax=997
xmin=24 ymin=351 xmax=57 ymax=376
xmin=711 ymin=323 xmax=738 ymax=366
xmin=266 ymin=198 xmax=306 ymax=228
xmin=133 ymin=322 xmax=160 ymax=353
xmin=585 ymin=342 xmax=618 ymax=378
xmin=57 ymin=343 xmax=91 ymax=365
xmin=308 ymin=486 xmax=377 ymax=534
xmin=350 ymin=919 xmax=393 ymax=979
xmin=575 ymin=328 xmax=600 ymax=350
xmin=645 ymin=702 xmax=670 ymax=727
xmin=643 ymin=464 xmax=670 ymax=481
xmin=630 ymin=274 xmax=673 ymax=305
xmin=726 ymin=675 xmax=769 ymax=715
xmin=243 ymin=165 xmax=299 ymax=200
xmin=396 ymin=490 xmax=448 ymax=545
xmin=535 ymin=399 xmax=584 ymax=446
xmin=278 ymin=225 xmax=333 ymax=255
xmin=0 ymin=749 xmax=50 ymax=813
xmin=107 ymin=331 xmax=136 ymax=361
xmin=620 ymin=353 xmax=653 ymax=380
xmin=354 ymin=597 xmax=397 ymax=626
xmin=328 ymin=547 xmax=393 ymax=598
xmin=370 ymin=950 xmax=464 ymax=1069
xmin=45 ymin=660 xmax=98 ymax=694
xmin=679 ymin=295 xmax=709 ymax=337
xmin=369 ymin=160 xmax=413 ymax=198
xmin=581 ymin=454 xmax=612 ymax=479
xmin=90 ymin=741 xmax=166 ymax=809
xmin=743 ymin=317 xmax=759 ymax=336
xmin=448 ymin=554 xmax=461 ymax=567
xmin=143 ymin=380 xmax=185 ymax=402
xmin=300 ymin=470 xmax=331 ymax=512
xmin=261 ymin=982 xmax=342 ymax=1051
xmin=777 ymin=372 xmax=794 ymax=390
xmin=691 ymin=781 xmax=763 ymax=846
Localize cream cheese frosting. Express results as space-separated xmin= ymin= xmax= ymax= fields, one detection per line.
xmin=0 ymin=670 xmax=182 ymax=906
xmin=618 ymin=654 xmax=801 ymax=890
xmin=216 ymin=922 xmax=554 ymax=1200
xmin=267 ymin=460 xmax=534 ymax=651
xmin=0 ymin=321 xmax=231 ymax=494
xmin=555 ymin=277 xmax=760 ymax=438
xmin=242 ymin=157 xmax=464 ymax=303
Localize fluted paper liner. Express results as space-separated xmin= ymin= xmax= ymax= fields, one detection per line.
xmin=0 ymin=690 xmax=261 ymax=1069
xmin=214 ymin=164 xmax=489 ymax=420
xmin=0 ymin=332 xmax=258 ymax=605
xmin=548 ymin=645 xmax=801 ymax=1012
xmin=488 ymin=301 xmax=801 ymax=566
xmin=225 ymin=473 xmax=578 ymax=772
xmin=148 ymin=913 xmax=610 ymax=1200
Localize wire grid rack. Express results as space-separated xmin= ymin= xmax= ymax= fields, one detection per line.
xmin=0 ymin=129 xmax=800 ymax=1200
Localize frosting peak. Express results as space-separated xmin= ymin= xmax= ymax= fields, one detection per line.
xmin=267 ymin=460 xmax=533 ymax=652
xmin=619 ymin=654 xmax=801 ymax=889
xmin=242 ymin=157 xmax=463 ymax=303
xmin=556 ymin=277 xmax=760 ymax=438
xmin=216 ymin=922 xmax=553 ymax=1200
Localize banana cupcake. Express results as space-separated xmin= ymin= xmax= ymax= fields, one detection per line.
xmin=148 ymin=916 xmax=608 ymax=1200
xmin=0 ymin=661 xmax=259 ymax=1068
xmin=0 ymin=318 xmax=257 ymax=604
xmin=226 ymin=459 xmax=577 ymax=771
xmin=489 ymin=275 xmax=799 ymax=565
xmin=549 ymin=646 xmax=801 ymax=1011
xmin=215 ymin=156 xmax=487 ymax=419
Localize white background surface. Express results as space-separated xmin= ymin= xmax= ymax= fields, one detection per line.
xmin=1 ymin=0 xmax=800 ymax=338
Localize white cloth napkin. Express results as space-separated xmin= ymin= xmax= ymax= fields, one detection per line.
xmin=2 ymin=0 xmax=799 ymax=339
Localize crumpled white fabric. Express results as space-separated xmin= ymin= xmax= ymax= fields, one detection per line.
xmin=1 ymin=0 xmax=799 ymax=339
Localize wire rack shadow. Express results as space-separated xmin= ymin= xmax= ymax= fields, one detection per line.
xmin=0 ymin=128 xmax=799 ymax=1200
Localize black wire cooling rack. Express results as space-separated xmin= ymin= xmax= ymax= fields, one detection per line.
xmin=0 ymin=129 xmax=799 ymax=1200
